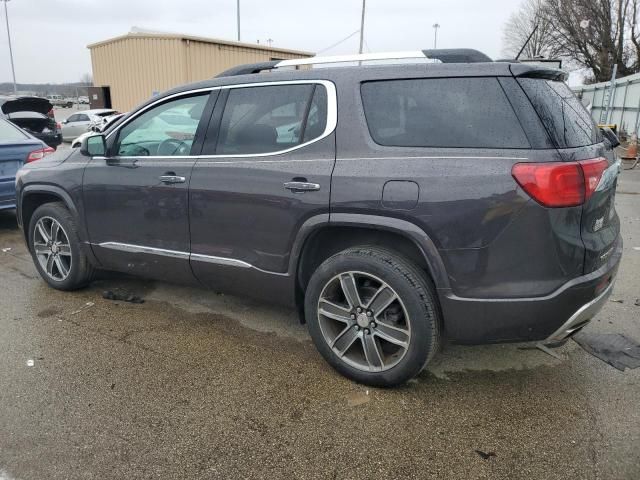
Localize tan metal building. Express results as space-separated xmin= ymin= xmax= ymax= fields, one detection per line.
xmin=88 ymin=32 xmax=313 ymax=111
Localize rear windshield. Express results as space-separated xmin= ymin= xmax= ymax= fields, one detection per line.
xmin=518 ymin=78 xmax=600 ymax=148
xmin=360 ymin=77 xmax=530 ymax=149
xmin=0 ymin=118 xmax=29 ymax=140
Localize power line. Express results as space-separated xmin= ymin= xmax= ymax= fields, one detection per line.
xmin=317 ymin=29 xmax=361 ymax=54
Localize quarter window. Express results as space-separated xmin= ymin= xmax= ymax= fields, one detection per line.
xmin=518 ymin=78 xmax=600 ymax=148
xmin=361 ymin=78 xmax=530 ymax=149
xmin=215 ymin=84 xmax=327 ymax=155
xmin=115 ymin=94 xmax=209 ymax=157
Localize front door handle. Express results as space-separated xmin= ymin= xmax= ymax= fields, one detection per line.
xmin=284 ymin=181 xmax=321 ymax=193
xmin=159 ymin=174 xmax=186 ymax=184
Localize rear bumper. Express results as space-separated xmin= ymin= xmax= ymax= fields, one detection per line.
xmin=440 ymin=236 xmax=623 ymax=344
xmin=36 ymin=133 xmax=62 ymax=149
xmin=543 ymin=279 xmax=614 ymax=344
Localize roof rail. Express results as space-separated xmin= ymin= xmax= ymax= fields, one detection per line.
xmin=215 ymin=48 xmax=492 ymax=78
xmin=276 ymin=51 xmax=430 ymax=68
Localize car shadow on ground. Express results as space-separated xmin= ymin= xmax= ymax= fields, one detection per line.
xmin=0 ymin=207 xmax=565 ymax=377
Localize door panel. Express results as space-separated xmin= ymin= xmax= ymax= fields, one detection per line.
xmin=189 ymin=81 xmax=336 ymax=304
xmin=83 ymin=157 xmax=196 ymax=282
xmin=83 ymin=92 xmax=214 ymax=282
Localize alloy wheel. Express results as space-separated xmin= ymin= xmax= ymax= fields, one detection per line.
xmin=317 ymin=271 xmax=411 ymax=372
xmin=33 ymin=216 xmax=72 ymax=281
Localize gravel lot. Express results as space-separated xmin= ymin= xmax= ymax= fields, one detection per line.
xmin=0 ymin=168 xmax=639 ymax=480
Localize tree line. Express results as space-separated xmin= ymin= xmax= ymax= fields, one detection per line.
xmin=503 ymin=0 xmax=640 ymax=83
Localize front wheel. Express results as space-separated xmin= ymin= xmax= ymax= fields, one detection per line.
xmin=28 ymin=202 xmax=94 ymax=290
xmin=305 ymin=247 xmax=441 ymax=387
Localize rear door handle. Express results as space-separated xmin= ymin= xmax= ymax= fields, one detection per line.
xmin=159 ymin=174 xmax=186 ymax=184
xmin=284 ymin=181 xmax=320 ymax=193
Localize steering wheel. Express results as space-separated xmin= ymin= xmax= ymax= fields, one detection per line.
xmin=157 ymin=138 xmax=189 ymax=156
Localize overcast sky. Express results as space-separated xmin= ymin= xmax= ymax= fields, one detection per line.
xmin=0 ymin=0 xmax=519 ymax=84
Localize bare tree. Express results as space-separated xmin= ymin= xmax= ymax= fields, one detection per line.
xmin=502 ymin=0 xmax=559 ymax=59
xmin=629 ymin=0 xmax=640 ymax=71
xmin=542 ymin=0 xmax=635 ymax=82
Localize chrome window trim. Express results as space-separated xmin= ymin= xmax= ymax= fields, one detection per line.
xmin=97 ymin=242 xmax=288 ymax=276
xmin=103 ymin=80 xmax=337 ymax=159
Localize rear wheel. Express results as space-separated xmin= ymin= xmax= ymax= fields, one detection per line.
xmin=28 ymin=202 xmax=94 ymax=290
xmin=305 ymin=246 xmax=441 ymax=386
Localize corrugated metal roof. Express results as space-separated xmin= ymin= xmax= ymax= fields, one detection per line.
xmin=87 ymin=32 xmax=314 ymax=57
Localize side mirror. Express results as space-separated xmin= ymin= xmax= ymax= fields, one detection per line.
xmin=599 ymin=126 xmax=620 ymax=149
xmin=80 ymin=134 xmax=106 ymax=157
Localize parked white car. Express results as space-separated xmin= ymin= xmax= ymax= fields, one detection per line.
xmin=70 ymin=112 xmax=126 ymax=148
xmin=61 ymin=108 xmax=118 ymax=141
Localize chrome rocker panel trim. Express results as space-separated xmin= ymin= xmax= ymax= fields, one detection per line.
xmin=96 ymin=242 xmax=287 ymax=276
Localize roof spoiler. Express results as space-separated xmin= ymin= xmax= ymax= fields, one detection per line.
xmin=509 ymin=63 xmax=567 ymax=81
xmin=216 ymin=48 xmax=493 ymax=78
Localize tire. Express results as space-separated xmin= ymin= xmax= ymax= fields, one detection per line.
xmin=305 ymin=246 xmax=441 ymax=387
xmin=28 ymin=202 xmax=95 ymax=291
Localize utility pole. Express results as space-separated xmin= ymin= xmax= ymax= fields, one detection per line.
xmin=236 ymin=0 xmax=240 ymax=42
xmin=432 ymin=23 xmax=440 ymax=49
xmin=358 ymin=0 xmax=366 ymax=54
xmin=2 ymin=0 xmax=17 ymax=94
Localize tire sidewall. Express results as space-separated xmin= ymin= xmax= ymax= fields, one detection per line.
xmin=305 ymin=250 xmax=437 ymax=387
xmin=28 ymin=204 xmax=85 ymax=290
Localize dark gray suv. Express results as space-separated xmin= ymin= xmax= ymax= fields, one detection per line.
xmin=15 ymin=50 xmax=622 ymax=386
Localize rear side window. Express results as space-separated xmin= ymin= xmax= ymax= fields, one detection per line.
xmin=0 ymin=118 xmax=29 ymax=140
xmin=361 ymin=78 xmax=530 ymax=148
xmin=518 ymin=78 xmax=599 ymax=148
xmin=216 ymin=84 xmax=324 ymax=155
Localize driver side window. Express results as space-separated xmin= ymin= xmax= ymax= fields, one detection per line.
xmin=115 ymin=93 xmax=209 ymax=157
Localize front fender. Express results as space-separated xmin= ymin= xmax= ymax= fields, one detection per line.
xmin=19 ymin=184 xmax=99 ymax=266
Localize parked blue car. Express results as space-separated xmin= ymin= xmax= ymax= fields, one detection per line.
xmin=0 ymin=117 xmax=53 ymax=210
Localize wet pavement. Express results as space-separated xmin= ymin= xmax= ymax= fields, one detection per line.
xmin=1 ymin=170 xmax=639 ymax=479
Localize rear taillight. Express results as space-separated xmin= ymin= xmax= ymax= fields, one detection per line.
xmin=56 ymin=122 xmax=62 ymax=130
xmin=580 ymin=158 xmax=609 ymax=200
xmin=26 ymin=146 xmax=55 ymax=163
xmin=512 ymin=158 xmax=608 ymax=207
xmin=47 ymin=108 xmax=55 ymax=119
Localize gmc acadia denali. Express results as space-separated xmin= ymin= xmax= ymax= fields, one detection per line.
xmin=15 ymin=49 xmax=622 ymax=386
